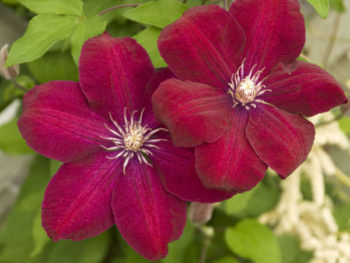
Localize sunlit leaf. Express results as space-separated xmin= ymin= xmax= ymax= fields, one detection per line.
xmin=18 ymin=0 xmax=83 ymax=16
xmin=306 ymin=0 xmax=330 ymax=18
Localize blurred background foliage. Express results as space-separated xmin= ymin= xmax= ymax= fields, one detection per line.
xmin=0 ymin=0 xmax=349 ymax=262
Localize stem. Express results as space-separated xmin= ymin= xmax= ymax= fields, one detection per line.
xmin=322 ymin=13 xmax=341 ymax=69
xmin=98 ymin=3 xmax=140 ymax=16
xmin=11 ymin=79 xmax=29 ymax=92
xmin=334 ymin=167 xmax=350 ymax=188
xmin=197 ymin=226 xmax=214 ymax=263
xmin=223 ymin=0 xmax=228 ymax=10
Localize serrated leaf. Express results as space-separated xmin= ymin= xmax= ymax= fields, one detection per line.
xmin=123 ymin=0 xmax=187 ymax=28
xmin=6 ymin=14 xmax=78 ymax=66
xmin=0 ymin=118 xmax=33 ymax=154
xmin=18 ymin=0 xmax=83 ymax=16
xmin=70 ymin=15 xmax=107 ymax=65
xmin=224 ymin=187 xmax=257 ymax=215
xmin=28 ymin=51 xmax=78 ymax=83
xmin=225 ymin=219 xmax=281 ymax=263
xmin=306 ymin=0 xmax=330 ymax=18
xmin=134 ymin=27 xmax=166 ymax=68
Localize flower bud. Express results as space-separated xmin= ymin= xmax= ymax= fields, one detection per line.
xmin=189 ymin=202 xmax=215 ymax=226
xmin=0 ymin=44 xmax=20 ymax=80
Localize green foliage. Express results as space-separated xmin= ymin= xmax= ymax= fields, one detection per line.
xmin=334 ymin=203 xmax=350 ymax=231
xmin=31 ymin=210 xmax=50 ymax=257
xmin=133 ymin=27 xmax=166 ymax=68
xmin=27 ymin=51 xmax=79 ymax=83
xmin=6 ymin=14 xmax=78 ymax=66
xmin=278 ymin=235 xmax=313 ymax=263
xmin=330 ymin=0 xmax=345 ymax=12
xmin=225 ymin=186 xmax=257 ymax=215
xmin=18 ymin=0 xmax=83 ymax=16
xmin=306 ymin=0 xmax=330 ymax=18
xmin=212 ymin=256 xmax=239 ymax=263
xmin=49 ymin=159 xmax=62 ymax=177
xmin=0 ymin=118 xmax=33 ymax=154
xmin=225 ymin=219 xmax=281 ymax=263
xmin=123 ymin=0 xmax=187 ymax=28
xmin=70 ymin=15 xmax=107 ymax=65
xmin=338 ymin=116 xmax=350 ymax=135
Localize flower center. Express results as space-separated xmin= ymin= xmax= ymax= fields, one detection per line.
xmin=100 ymin=109 xmax=167 ymax=174
xmin=228 ymin=59 xmax=271 ymax=110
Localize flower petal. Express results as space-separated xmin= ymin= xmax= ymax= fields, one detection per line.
xmin=230 ymin=0 xmax=305 ymax=73
xmin=18 ymin=81 xmax=108 ymax=163
xmin=152 ymin=139 xmax=234 ymax=203
xmin=152 ymin=78 xmax=232 ymax=147
xmin=195 ymin=109 xmax=267 ymax=192
xmin=42 ymin=152 xmax=120 ymax=241
xmin=246 ymin=104 xmax=315 ymax=178
xmin=79 ymin=34 xmax=154 ymax=122
xmin=261 ymin=61 xmax=347 ymax=116
xmin=158 ymin=5 xmax=245 ymax=89
xmin=112 ymin=160 xmax=186 ymax=261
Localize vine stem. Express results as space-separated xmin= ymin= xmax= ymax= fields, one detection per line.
xmin=335 ymin=167 xmax=350 ymax=188
xmin=11 ymin=79 xmax=29 ymax=92
xmin=322 ymin=13 xmax=341 ymax=69
xmin=98 ymin=3 xmax=140 ymax=16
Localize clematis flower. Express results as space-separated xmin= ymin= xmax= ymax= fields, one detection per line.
xmin=18 ymin=34 xmax=233 ymax=260
xmin=152 ymin=0 xmax=347 ymax=193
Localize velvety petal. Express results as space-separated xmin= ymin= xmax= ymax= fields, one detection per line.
xmin=230 ymin=0 xmax=305 ymax=73
xmin=246 ymin=104 xmax=315 ymax=178
xmin=152 ymin=78 xmax=232 ymax=147
xmin=112 ymin=160 xmax=186 ymax=261
xmin=195 ymin=108 xmax=267 ymax=192
xmin=18 ymin=81 xmax=109 ymax=163
xmin=79 ymin=33 xmax=154 ymax=123
xmin=152 ymin=139 xmax=235 ymax=202
xmin=42 ymin=152 xmax=121 ymax=241
xmin=158 ymin=5 xmax=245 ymax=89
xmin=261 ymin=61 xmax=347 ymax=116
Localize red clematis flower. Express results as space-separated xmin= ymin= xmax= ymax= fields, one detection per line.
xmin=18 ymin=34 xmax=233 ymax=260
xmin=152 ymin=0 xmax=347 ymax=193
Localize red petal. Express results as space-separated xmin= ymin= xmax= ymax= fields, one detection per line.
xmin=18 ymin=81 xmax=108 ymax=163
xmin=158 ymin=5 xmax=245 ymax=89
xmin=261 ymin=61 xmax=347 ymax=116
xmin=246 ymin=104 xmax=315 ymax=178
xmin=152 ymin=78 xmax=232 ymax=147
xmin=230 ymin=0 xmax=305 ymax=73
xmin=195 ymin=109 xmax=267 ymax=192
xmin=152 ymin=139 xmax=234 ymax=203
xmin=42 ymin=152 xmax=120 ymax=241
xmin=112 ymin=161 xmax=186 ymax=261
xmin=79 ymin=34 xmax=154 ymax=123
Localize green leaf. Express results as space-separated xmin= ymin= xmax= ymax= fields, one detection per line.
xmin=123 ymin=0 xmax=187 ymax=28
xmin=0 ymin=118 xmax=33 ymax=154
xmin=70 ymin=15 xmax=107 ymax=65
xmin=46 ymin=232 xmax=110 ymax=263
xmin=18 ymin=0 xmax=83 ymax=16
xmin=224 ymin=187 xmax=257 ymax=215
xmin=306 ymin=0 xmax=330 ymax=18
xmin=225 ymin=219 xmax=281 ymax=263
xmin=212 ymin=256 xmax=239 ymax=263
xmin=28 ymin=51 xmax=79 ymax=83
xmin=30 ymin=210 xmax=50 ymax=257
xmin=334 ymin=203 xmax=350 ymax=231
xmin=49 ymin=159 xmax=62 ymax=177
xmin=339 ymin=116 xmax=350 ymax=135
xmin=330 ymin=0 xmax=345 ymax=12
xmin=6 ymin=14 xmax=78 ymax=66
xmin=133 ymin=27 xmax=166 ymax=68
xmin=278 ymin=235 xmax=313 ymax=263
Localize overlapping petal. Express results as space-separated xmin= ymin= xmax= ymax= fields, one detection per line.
xmin=79 ymin=33 xmax=154 ymax=123
xmin=152 ymin=139 xmax=234 ymax=202
xmin=196 ymin=109 xmax=267 ymax=192
xmin=18 ymin=81 xmax=109 ymax=163
xmin=230 ymin=0 xmax=305 ymax=73
xmin=246 ymin=104 xmax=315 ymax=178
xmin=42 ymin=152 xmax=120 ymax=241
xmin=261 ymin=61 xmax=347 ymax=116
xmin=158 ymin=5 xmax=245 ymax=89
xmin=152 ymin=78 xmax=232 ymax=147
xmin=112 ymin=160 xmax=186 ymax=261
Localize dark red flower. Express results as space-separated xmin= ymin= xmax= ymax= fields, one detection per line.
xmin=152 ymin=0 xmax=347 ymax=192
xmin=18 ymin=34 xmax=233 ymax=260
